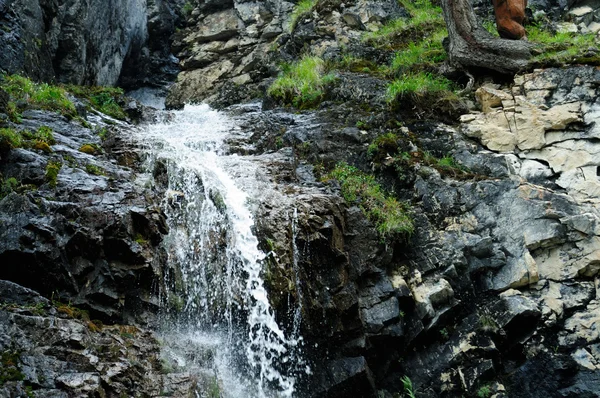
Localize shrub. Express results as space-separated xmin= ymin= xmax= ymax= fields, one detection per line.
xmin=268 ymin=56 xmax=336 ymax=108
xmin=326 ymin=163 xmax=413 ymax=238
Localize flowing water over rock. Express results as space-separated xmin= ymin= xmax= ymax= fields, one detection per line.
xmin=134 ymin=100 xmax=303 ymax=398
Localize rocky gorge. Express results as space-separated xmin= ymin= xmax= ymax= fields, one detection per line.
xmin=1 ymin=0 xmax=600 ymax=397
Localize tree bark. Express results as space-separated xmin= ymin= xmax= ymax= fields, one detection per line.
xmin=441 ymin=0 xmax=533 ymax=74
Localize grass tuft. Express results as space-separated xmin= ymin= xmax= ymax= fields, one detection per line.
xmin=268 ymin=56 xmax=336 ymax=109
xmin=65 ymin=85 xmax=127 ymax=120
xmin=45 ymin=161 xmax=62 ymax=188
xmin=290 ymin=0 xmax=317 ymax=29
xmin=0 ymin=128 xmax=23 ymax=150
xmin=387 ymin=72 xmax=453 ymax=103
xmin=326 ymin=163 xmax=413 ymax=238
xmin=528 ymin=25 xmax=598 ymax=65
xmin=1 ymin=75 xmax=76 ymax=117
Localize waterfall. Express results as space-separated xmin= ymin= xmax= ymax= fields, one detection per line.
xmin=133 ymin=98 xmax=301 ymax=398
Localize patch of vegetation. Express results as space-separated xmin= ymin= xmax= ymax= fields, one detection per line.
xmin=363 ymin=0 xmax=444 ymax=49
xmin=0 ymin=350 xmax=25 ymax=386
xmin=386 ymin=72 xmax=453 ymax=103
xmin=390 ymin=29 xmax=447 ymax=73
xmin=65 ymin=85 xmax=127 ymax=120
xmin=182 ymin=1 xmax=194 ymax=16
xmin=477 ymin=385 xmax=492 ymax=398
xmin=79 ymin=143 xmax=101 ymax=155
xmin=22 ymin=126 xmax=56 ymax=152
xmin=85 ymin=163 xmax=105 ymax=176
xmin=290 ymin=0 xmax=317 ymax=29
xmin=478 ymin=314 xmax=499 ymax=333
xmin=528 ymin=25 xmax=599 ymax=65
xmin=326 ymin=163 xmax=413 ymax=238
xmin=401 ymin=375 xmax=416 ymax=398
xmin=268 ymin=56 xmax=336 ymax=109
xmin=208 ymin=376 xmax=221 ymax=398
xmin=335 ymin=54 xmax=390 ymax=77
xmin=45 ymin=161 xmax=62 ymax=188
xmin=0 ymin=177 xmax=19 ymax=199
xmin=0 ymin=127 xmax=23 ymax=150
xmin=0 ymin=74 xmax=76 ymax=118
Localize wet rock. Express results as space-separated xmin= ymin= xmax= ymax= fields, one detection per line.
xmin=325 ymin=356 xmax=376 ymax=398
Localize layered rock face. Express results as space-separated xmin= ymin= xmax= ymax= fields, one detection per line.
xmin=0 ymin=0 xmax=180 ymax=86
xmin=243 ymin=65 xmax=600 ymax=397
xmin=166 ymin=0 xmax=405 ymax=108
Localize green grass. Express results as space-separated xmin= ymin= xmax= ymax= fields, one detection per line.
xmin=363 ymin=0 xmax=444 ymax=48
xmin=528 ymin=25 xmax=599 ymax=65
xmin=391 ymin=29 xmax=447 ymax=72
xmin=387 ymin=72 xmax=453 ymax=103
xmin=327 ymin=163 xmax=413 ymax=238
xmin=268 ymin=56 xmax=336 ymax=108
xmin=65 ymin=85 xmax=127 ymax=120
xmin=290 ymin=0 xmax=317 ymax=29
xmin=0 ymin=127 xmax=23 ymax=150
xmin=0 ymin=177 xmax=19 ymax=199
xmin=1 ymin=75 xmax=76 ymax=117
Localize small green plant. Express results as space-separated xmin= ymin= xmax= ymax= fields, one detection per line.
xmin=268 ymin=56 xmax=336 ymax=109
xmin=0 ymin=127 xmax=23 ymax=150
xmin=45 ymin=161 xmax=62 ymax=187
xmin=439 ymin=328 xmax=449 ymax=339
xmin=478 ymin=314 xmax=498 ymax=333
xmin=477 ymin=385 xmax=492 ymax=398
xmin=182 ymin=1 xmax=194 ymax=16
xmin=290 ymin=0 xmax=316 ymax=29
xmin=326 ymin=163 xmax=413 ymax=238
xmin=367 ymin=132 xmax=399 ymax=158
xmin=401 ymin=375 xmax=416 ymax=398
xmin=0 ymin=177 xmax=19 ymax=199
xmin=208 ymin=376 xmax=221 ymax=398
xmin=85 ymin=163 xmax=105 ymax=176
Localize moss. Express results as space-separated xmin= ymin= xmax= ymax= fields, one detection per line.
xmin=268 ymin=56 xmax=336 ymax=109
xmin=326 ymin=163 xmax=413 ymax=238
xmin=79 ymin=143 xmax=101 ymax=155
xmin=85 ymin=163 xmax=105 ymax=176
xmin=32 ymin=140 xmax=52 ymax=153
xmin=0 ymin=177 xmax=19 ymax=198
xmin=45 ymin=161 xmax=62 ymax=188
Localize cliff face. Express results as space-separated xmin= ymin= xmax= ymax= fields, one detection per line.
xmin=0 ymin=0 xmax=180 ymax=86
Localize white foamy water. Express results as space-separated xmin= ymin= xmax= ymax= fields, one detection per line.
xmin=134 ymin=103 xmax=300 ymax=397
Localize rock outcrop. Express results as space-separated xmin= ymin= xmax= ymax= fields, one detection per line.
xmin=0 ymin=0 xmax=181 ymax=87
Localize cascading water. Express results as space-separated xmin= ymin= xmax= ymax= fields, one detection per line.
xmin=132 ymin=95 xmax=303 ymax=397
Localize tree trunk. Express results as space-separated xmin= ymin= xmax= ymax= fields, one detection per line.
xmin=441 ymin=0 xmax=533 ymax=74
